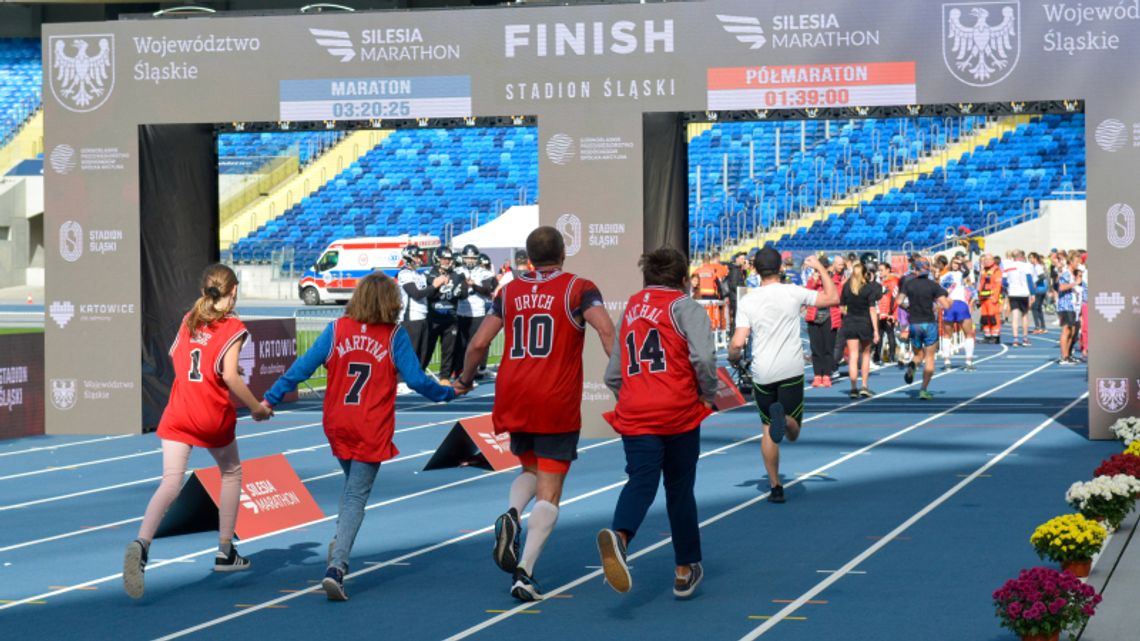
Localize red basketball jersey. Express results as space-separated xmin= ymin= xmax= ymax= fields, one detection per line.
xmin=605 ymin=287 xmax=711 ymax=436
xmin=323 ymin=317 xmax=400 ymax=463
xmin=493 ymin=270 xmax=590 ymax=435
xmin=157 ymin=315 xmax=248 ymax=449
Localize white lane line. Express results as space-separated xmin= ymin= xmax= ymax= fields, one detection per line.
xmin=0 ymin=412 xmax=481 ymax=484
xmin=737 ymin=391 xmax=1087 ymax=639
xmin=0 ymin=435 xmax=135 ymax=458
xmin=156 ymin=348 xmax=1022 ymax=639
xmin=440 ymin=354 xmax=1053 ymax=641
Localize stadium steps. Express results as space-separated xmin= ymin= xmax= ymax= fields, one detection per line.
xmin=219 ymin=129 xmax=392 ymax=250
xmin=0 ymin=109 xmax=42 ymax=175
xmin=733 ymin=114 xmax=1033 ymax=253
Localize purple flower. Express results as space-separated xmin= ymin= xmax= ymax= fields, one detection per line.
xmin=1007 ymin=602 xmax=1023 ymax=618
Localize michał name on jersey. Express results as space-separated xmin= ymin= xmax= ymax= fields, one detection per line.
xmin=624 ymin=302 xmax=664 ymax=325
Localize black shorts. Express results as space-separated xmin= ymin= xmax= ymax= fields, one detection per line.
xmin=1009 ymin=297 xmax=1030 ymax=313
xmin=510 ymin=431 xmax=580 ymax=462
xmin=752 ymin=375 xmax=805 ymax=425
xmin=840 ymin=320 xmax=874 ymax=343
xmin=1058 ymin=311 xmax=1078 ymax=327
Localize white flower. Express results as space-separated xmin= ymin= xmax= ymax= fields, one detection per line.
xmin=1066 ymin=475 xmax=1140 ymax=509
xmin=1110 ymin=416 xmax=1140 ymax=445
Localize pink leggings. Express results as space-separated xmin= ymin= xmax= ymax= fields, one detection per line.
xmin=137 ymin=439 xmax=242 ymax=545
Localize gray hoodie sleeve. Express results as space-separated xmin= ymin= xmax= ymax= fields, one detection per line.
xmin=672 ymin=297 xmax=719 ymax=402
xmin=604 ymin=333 xmax=624 ymax=396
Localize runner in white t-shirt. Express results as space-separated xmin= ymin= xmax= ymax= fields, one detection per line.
xmin=936 ymin=254 xmax=977 ymax=371
xmin=728 ymin=249 xmax=838 ymax=504
xmin=1002 ymin=250 xmax=1036 ymax=347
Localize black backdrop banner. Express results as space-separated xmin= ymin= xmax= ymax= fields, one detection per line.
xmin=642 ymin=113 xmax=689 ymax=257
xmin=139 ymin=124 xmax=219 ymax=431
xmin=0 ymin=333 xmax=44 ymax=440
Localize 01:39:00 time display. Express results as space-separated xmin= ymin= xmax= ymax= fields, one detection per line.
xmin=331 ymin=100 xmax=412 ymax=118
xmin=762 ymin=88 xmax=850 ymax=108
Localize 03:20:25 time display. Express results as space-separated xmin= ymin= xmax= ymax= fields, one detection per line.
xmin=331 ymin=100 xmax=412 ymax=118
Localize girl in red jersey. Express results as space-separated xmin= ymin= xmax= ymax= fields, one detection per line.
xmin=598 ymin=247 xmax=719 ymax=599
xmin=124 ymin=264 xmax=272 ymax=599
xmin=263 ymin=272 xmax=456 ymax=601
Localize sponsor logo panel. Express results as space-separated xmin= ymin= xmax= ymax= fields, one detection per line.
xmin=942 ymin=2 xmax=1020 ymax=87
xmin=544 ymin=134 xmax=634 ymax=164
xmin=1093 ymin=118 xmax=1140 ymax=153
xmin=49 ymin=299 xmax=135 ymax=328
xmin=504 ymin=20 xmax=674 ymax=58
xmin=58 ymin=221 xmax=124 ymax=262
xmin=1094 ymin=291 xmax=1125 ymax=322
xmin=50 ymin=378 xmax=135 ymax=411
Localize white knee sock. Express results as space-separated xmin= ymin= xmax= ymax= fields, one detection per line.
xmin=508 ymin=472 xmax=537 ymax=515
xmin=940 ymin=338 xmax=951 ymax=360
xmin=965 ymin=337 xmax=975 ymax=362
xmin=519 ymin=500 xmax=558 ymax=574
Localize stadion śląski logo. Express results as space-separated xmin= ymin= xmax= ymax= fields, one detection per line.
xmin=943 ymin=2 xmax=1020 ymax=87
xmin=49 ymin=34 xmax=115 ymax=113
xmin=1097 ymin=378 xmax=1129 ymax=413
xmin=556 ymin=214 xmax=582 ymax=257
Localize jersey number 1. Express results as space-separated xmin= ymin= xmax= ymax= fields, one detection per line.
xmin=188 ymin=349 xmax=203 ymax=382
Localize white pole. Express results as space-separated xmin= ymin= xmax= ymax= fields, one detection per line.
xmin=697 ymin=164 xmax=702 ymax=206
xmin=749 ymin=139 xmax=755 ymax=180
xmin=723 ymin=153 xmax=729 ymax=200
xmin=775 ymin=128 xmax=781 ymax=168
xmin=800 ymin=121 xmax=806 ymax=153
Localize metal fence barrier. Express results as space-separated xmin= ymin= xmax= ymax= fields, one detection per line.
xmin=293 ymin=308 xmax=505 ymax=392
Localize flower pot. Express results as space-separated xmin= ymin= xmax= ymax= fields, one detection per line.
xmin=1020 ymin=631 xmax=1060 ymax=641
xmin=1062 ymin=558 xmax=1092 ymax=577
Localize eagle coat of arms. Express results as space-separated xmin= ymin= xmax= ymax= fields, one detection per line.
xmin=49 ymin=34 xmax=115 ymax=113
xmin=943 ymin=2 xmax=1020 ymax=87
xmin=1097 ymin=378 xmax=1129 ymax=414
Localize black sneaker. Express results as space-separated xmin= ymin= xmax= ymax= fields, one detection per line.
xmin=859 ymin=388 xmax=874 ymax=398
xmin=510 ymin=567 xmax=544 ymax=602
xmin=123 ymin=539 xmax=148 ymax=599
xmin=673 ymin=563 xmax=704 ymax=599
xmin=768 ymin=485 xmax=786 ymax=503
xmin=767 ymin=401 xmax=786 ymax=444
xmin=321 ymin=566 xmax=348 ymax=601
xmin=596 ymin=529 xmax=631 ymax=594
xmin=848 ymin=388 xmax=859 ymax=399
xmin=904 ymin=362 xmax=916 ymax=385
xmin=493 ymin=508 xmax=521 ymax=573
xmin=214 ymin=545 xmax=252 ymax=573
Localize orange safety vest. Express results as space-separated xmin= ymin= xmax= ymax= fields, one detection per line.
xmin=979 ymin=267 xmax=1002 ymax=302
xmin=694 ymin=263 xmax=720 ymax=299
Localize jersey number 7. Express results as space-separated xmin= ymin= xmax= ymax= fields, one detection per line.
xmin=344 ymin=362 xmax=372 ymax=405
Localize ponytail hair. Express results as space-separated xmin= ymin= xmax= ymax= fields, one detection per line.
xmin=848 ymin=262 xmax=866 ymax=295
xmin=185 ymin=264 xmax=238 ymax=335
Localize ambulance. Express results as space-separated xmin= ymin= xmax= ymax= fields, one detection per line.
xmin=298 ymin=235 xmax=441 ymax=305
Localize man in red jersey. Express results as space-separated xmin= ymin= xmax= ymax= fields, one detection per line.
xmin=456 ymin=226 xmax=615 ymax=602
xmin=596 ymin=247 xmax=717 ymax=599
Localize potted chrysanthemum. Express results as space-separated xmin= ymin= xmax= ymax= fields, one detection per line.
xmin=1125 ymin=441 xmax=1140 ymax=457
xmin=1094 ymin=453 xmax=1140 ymax=484
xmin=1109 ymin=416 xmax=1140 ymax=445
xmin=1065 ymin=475 xmax=1140 ymax=531
xmin=1029 ymin=514 xmax=1107 ymax=577
xmin=993 ymin=567 xmax=1101 ymax=641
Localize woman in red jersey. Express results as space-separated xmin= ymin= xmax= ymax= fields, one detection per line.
xmin=263 ymin=272 xmax=456 ymax=601
xmin=123 ymin=264 xmax=272 ymax=599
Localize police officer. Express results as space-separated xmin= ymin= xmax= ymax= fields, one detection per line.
xmin=397 ymin=244 xmax=433 ymax=369
xmin=426 ymin=246 xmax=467 ymax=383
xmin=456 ymin=244 xmax=497 ymax=380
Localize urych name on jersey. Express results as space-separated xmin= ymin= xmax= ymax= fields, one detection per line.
xmin=514 ymin=293 xmax=555 ymax=311
xmin=624 ymin=303 xmax=663 ymax=325
xmin=335 ymin=335 xmax=389 ymax=361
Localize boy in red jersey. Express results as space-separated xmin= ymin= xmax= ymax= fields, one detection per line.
xmin=455 ymin=226 xmax=615 ymax=602
xmin=263 ymin=273 xmax=456 ymax=600
xmin=596 ymin=247 xmax=718 ymax=599
xmin=124 ymin=264 xmax=272 ymax=600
